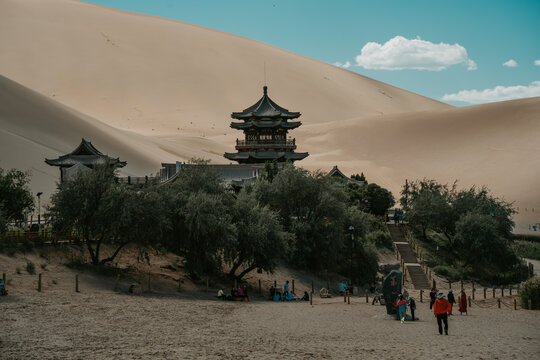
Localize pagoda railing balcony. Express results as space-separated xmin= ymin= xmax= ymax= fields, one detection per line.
xmin=235 ymin=138 xmax=296 ymax=150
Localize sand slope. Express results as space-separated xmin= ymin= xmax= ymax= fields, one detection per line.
xmin=0 ymin=0 xmax=539 ymax=232
xmin=0 ymin=0 xmax=449 ymax=137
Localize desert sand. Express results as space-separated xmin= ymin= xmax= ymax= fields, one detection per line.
xmin=1 ymin=0 xmax=539 ymax=233
xmin=1 ymin=251 xmax=539 ymax=359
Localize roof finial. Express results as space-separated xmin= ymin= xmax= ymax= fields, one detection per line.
xmin=263 ymin=85 xmax=268 ymax=95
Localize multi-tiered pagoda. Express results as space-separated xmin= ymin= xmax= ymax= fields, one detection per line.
xmin=224 ymin=86 xmax=308 ymax=163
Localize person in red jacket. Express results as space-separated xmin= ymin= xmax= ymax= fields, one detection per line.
xmin=433 ymin=292 xmax=451 ymax=335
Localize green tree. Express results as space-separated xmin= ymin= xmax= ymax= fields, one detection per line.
xmin=0 ymin=168 xmax=34 ymax=227
xmin=226 ymin=190 xmax=291 ymax=279
xmin=346 ymin=182 xmax=395 ymax=216
xmin=49 ymin=163 xmax=166 ymax=265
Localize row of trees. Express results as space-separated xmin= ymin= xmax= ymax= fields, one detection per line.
xmin=0 ymin=168 xmax=34 ymax=233
xmin=41 ymin=163 xmax=393 ymax=283
xmin=401 ymin=179 xmax=526 ymax=283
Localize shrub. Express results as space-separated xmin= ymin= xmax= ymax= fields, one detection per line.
xmin=15 ymin=267 xmax=21 ymax=274
xmin=26 ymin=261 xmax=35 ymax=275
xmin=40 ymin=263 xmax=47 ymax=271
xmin=519 ymin=278 xmax=540 ymax=310
xmin=365 ymin=230 xmax=393 ymax=249
xmin=512 ymin=241 xmax=540 ymax=260
xmin=432 ymin=265 xmax=466 ymax=282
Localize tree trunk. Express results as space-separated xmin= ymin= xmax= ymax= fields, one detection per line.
xmin=229 ymin=259 xmax=242 ymax=278
xmin=100 ymin=240 xmax=130 ymax=264
xmin=237 ymin=264 xmax=257 ymax=280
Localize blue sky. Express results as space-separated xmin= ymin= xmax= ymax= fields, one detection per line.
xmin=85 ymin=0 xmax=540 ymax=106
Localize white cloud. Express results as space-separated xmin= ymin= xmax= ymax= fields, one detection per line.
xmin=503 ymin=59 xmax=518 ymax=67
xmin=353 ymin=36 xmax=477 ymax=71
xmin=333 ymin=61 xmax=351 ymax=68
xmin=441 ymin=81 xmax=540 ymax=104
xmin=535 ymin=60 xmax=540 ymax=66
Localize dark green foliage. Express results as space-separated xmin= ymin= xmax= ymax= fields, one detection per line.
xmin=519 ymin=278 xmax=540 ymax=310
xmin=345 ymin=182 xmax=395 ymax=216
xmin=512 ymin=234 xmax=540 ymax=243
xmin=365 ymin=230 xmax=393 ymax=249
xmin=0 ymin=168 xmax=34 ymax=227
xmin=26 ymin=261 xmax=35 ymax=275
xmin=226 ymin=190 xmax=291 ymax=279
xmin=351 ymin=172 xmax=367 ymax=183
xmin=49 ymin=163 xmax=168 ymax=265
xmin=402 ymin=179 xmax=524 ymax=283
xmin=512 ymin=241 xmax=540 ymax=260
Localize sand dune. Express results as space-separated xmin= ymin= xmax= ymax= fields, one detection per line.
xmin=0 ymin=0 xmax=539 ymax=232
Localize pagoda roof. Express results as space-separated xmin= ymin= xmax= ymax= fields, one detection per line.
xmin=327 ymin=165 xmax=365 ymax=185
xmin=231 ymin=86 xmax=301 ymax=120
xmin=224 ymin=151 xmax=308 ymax=162
xmin=45 ymin=138 xmax=127 ymax=168
xmin=231 ymin=120 xmax=301 ymax=130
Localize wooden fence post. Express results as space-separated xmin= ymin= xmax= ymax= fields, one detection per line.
xmin=258 ymin=279 xmax=261 ymax=294
xmin=510 ymin=287 xmax=512 ymax=296
xmin=311 ymin=280 xmax=314 ymax=294
xmin=514 ymin=298 xmax=517 ymax=310
xmin=310 ymin=292 xmax=313 ymax=306
xmin=75 ymin=274 xmax=79 ymax=293
xmin=420 ymin=290 xmax=423 ymax=303
xmin=483 ymin=288 xmax=486 ymax=299
xmin=344 ymin=290 xmax=347 ymax=303
xmin=2 ymin=273 xmax=5 ymax=285
xmin=501 ymin=287 xmax=504 ymax=297
xmin=274 ymin=280 xmax=277 ymax=289
xmin=449 ymin=281 xmax=452 ymax=290
xmin=114 ymin=274 xmax=120 ymax=292
xmin=468 ymin=296 xmax=471 ymax=307
xmin=292 ymin=279 xmax=295 ymax=294
xmin=528 ymin=300 xmax=532 ymax=310
xmin=365 ymin=289 xmax=369 ymax=303
xmin=348 ymin=292 xmax=351 ymax=305
xmin=492 ymin=288 xmax=495 ymax=298
xmin=38 ymin=273 xmax=42 ymax=292
xmin=498 ymin=298 xmax=501 ymax=309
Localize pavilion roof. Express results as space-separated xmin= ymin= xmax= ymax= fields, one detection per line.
xmin=224 ymin=151 xmax=308 ymax=162
xmin=45 ymin=138 xmax=127 ymax=168
xmin=231 ymin=86 xmax=301 ymax=120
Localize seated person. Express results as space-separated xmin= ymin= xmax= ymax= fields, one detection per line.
xmin=0 ymin=279 xmax=6 ymax=296
xmin=273 ymin=291 xmax=281 ymax=302
xmin=301 ymin=291 xmax=310 ymax=301
xmin=237 ymin=287 xmax=245 ymax=298
xmin=269 ymin=285 xmax=276 ymax=298
xmin=281 ymin=291 xmax=287 ymax=301
xmin=231 ymin=287 xmax=238 ymax=297
xmin=217 ymin=288 xmax=226 ymax=300
xmin=287 ymin=291 xmax=294 ymax=301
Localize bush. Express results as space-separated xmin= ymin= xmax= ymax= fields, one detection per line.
xmin=40 ymin=263 xmax=47 ymax=271
xmin=26 ymin=261 xmax=35 ymax=275
xmin=519 ymin=278 xmax=540 ymax=310
xmin=512 ymin=234 xmax=540 ymax=243
xmin=15 ymin=267 xmax=21 ymax=274
xmin=512 ymin=241 xmax=540 ymax=260
xmin=366 ymin=230 xmax=393 ymax=249
xmin=432 ymin=265 xmax=466 ymax=281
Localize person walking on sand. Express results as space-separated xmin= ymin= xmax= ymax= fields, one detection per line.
xmin=458 ymin=290 xmax=468 ymax=315
xmin=447 ymin=289 xmax=455 ymax=315
xmin=396 ymin=294 xmax=407 ymax=323
xmin=408 ymin=296 xmax=416 ymax=321
xmin=433 ymin=293 xmax=451 ymax=335
xmin=429 ymin=287 xmax=437 ymax=310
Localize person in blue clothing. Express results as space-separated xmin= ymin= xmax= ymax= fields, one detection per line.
xmin=287 ymin=291 xmax=294 ymax=301
xmin=273 ymin=291 xmax=281 ymax=302
xmin=284 ymin=280 xmax=290 ymax=293
xmin=396 ymin=294 xmax=407 ymax=323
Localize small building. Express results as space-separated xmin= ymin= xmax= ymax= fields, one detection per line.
xmin=45 ymin=138 xmax=126 ymax=182
xmin=224 ymin=86 xmax=309 ymax=163
xmin=327 ymin=165 xmax=365 ymax=185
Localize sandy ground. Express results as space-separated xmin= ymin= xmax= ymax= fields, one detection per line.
xmin=1 ymin=251 xmax=539 ymax=359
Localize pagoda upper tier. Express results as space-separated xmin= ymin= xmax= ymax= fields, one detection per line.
xmin=224 ymin=86 xmax=308 ymax=164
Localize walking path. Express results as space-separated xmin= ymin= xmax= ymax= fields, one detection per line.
xmin=387 ymin=225 xmax=431 ymax=289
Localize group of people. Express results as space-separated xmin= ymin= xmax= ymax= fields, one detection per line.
xmin=395 ymin=293 xmax=416 ymax=323
xmin=217 ymin=285 xmax=250 ymax=301
xmin=269 ymin=280 xmax=310 ymax=302
xmin=429 ymin=288 xmax=468 ymax=315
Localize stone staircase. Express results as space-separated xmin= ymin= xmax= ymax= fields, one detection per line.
xmin=387 ymin=225 xmax=431 ymax=290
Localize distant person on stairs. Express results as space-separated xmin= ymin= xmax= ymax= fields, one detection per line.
xmin=433 ymin=293 xmax=451 ymax=335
